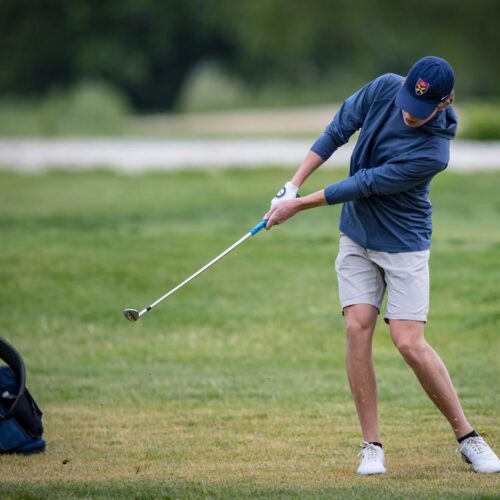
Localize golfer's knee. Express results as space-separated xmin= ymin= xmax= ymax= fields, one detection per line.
xmin=345 ymin=317 xmax=374 ymax=344
xmin=392 ymin=334 xmax=427 ymax=363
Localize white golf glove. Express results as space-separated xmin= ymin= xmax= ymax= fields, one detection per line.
xmin=270 ymin=181 xmax=299 ymax=207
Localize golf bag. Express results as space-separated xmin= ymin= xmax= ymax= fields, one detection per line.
xmin=0 ymin=337 xmax=45 ymax=454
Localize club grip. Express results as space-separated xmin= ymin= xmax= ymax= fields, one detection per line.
xmin=249 ymin=219 xmax=268 ymax=235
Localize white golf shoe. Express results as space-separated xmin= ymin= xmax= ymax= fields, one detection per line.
xmin=459 ymin=435 xmax=500 ymax=473
xmin=357 ymin=442 xmax=387 ymax=475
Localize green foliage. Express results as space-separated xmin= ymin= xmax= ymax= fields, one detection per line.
xmin=38 ymin=80 xmax=130 ymax=136
xmin=177 ymin=62 xmax=250 ymax=112
xmin=0 ymin=81 xmax=129 ymax=136
xmin=0 ymin=0 xmax=499 ymax=110
xmin=176 ymin=62 xmax=364 ymax=111
xmin=459 ymin=102 xmax=500 ymax=140
xmin=0 ymin=0 xmax=226 ymax=110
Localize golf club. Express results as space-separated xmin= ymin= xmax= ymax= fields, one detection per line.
xmin=123 ymin=219 xmax=268 ymax=322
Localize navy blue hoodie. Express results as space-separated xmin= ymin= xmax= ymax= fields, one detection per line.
xmin=311 ymin=73 xmax=457 ymax=252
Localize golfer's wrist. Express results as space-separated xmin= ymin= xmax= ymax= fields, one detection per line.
xmin=296 ymin=190 xmax=327 ymax=210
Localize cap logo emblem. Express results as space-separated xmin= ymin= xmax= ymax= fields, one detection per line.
xmin=415 ymin=78 xmax=430 ymax=96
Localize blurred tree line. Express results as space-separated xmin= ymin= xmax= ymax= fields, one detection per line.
xmin=0 ymin=0 xmax=498 ymax=111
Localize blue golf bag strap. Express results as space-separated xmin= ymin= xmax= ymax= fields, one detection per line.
xmin=0 ymin=337 xmax=26 ymax=420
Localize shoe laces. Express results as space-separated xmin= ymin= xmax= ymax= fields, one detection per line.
xmin=459 ymin=436 xmax=488 ymax=456
xmin=358 ymin=441 xmax=381 ymax=461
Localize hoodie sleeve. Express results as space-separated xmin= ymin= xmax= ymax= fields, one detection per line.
xmin=324 ymin=159 xmax=446 ymax=204
xmin=310 ymin=76 xmax=384 ymax=161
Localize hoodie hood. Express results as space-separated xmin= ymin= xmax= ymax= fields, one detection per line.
xmin=421 ymin=106 xmax=457 ymax=139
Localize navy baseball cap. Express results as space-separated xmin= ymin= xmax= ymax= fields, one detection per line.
xmin=395 ymin=56 xmax=455 ymax=120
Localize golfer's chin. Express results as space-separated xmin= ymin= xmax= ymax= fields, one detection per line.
xmin=403 ymin=117 xmax=421 ymax=128
xmin=401 ymin=109 xmax=436 ymax=128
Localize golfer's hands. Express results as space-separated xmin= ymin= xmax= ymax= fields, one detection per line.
xmin=270 ymin=181 xmax=299 ymax=207
xmin=264 ymin=199 xmax=301 ymax=229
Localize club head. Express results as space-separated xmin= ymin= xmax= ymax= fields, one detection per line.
xmin=123 ymin=308 xmax=140 ymax=322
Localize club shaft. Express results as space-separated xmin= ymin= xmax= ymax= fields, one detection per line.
xmin=138 ymin=231 xmax=253 ymax=317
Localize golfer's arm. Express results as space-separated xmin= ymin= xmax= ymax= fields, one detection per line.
xmin=296 ymin=188 xmax=328 ymax=210
xmin=291 ymin=151 xmax=325 ymax=188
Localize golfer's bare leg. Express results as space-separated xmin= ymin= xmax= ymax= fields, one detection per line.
xmin=389 ymin=320 xmax=473 ymax=438
xmin=344 ymin=304 xmax=380 ymax=443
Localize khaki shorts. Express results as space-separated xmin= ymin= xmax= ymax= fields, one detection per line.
xmin=335 ymin=233 xmax=430 ymax=322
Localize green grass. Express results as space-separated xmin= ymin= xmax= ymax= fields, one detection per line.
xmin=0 ymin=168 xmax=499 ymax=498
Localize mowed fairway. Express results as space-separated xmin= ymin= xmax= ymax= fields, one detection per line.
xmin=0 ymin=168 xmax=499 ymax=498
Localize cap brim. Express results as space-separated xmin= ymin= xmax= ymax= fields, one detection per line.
xmin=395 ymin=85 xmax=438 ymax=120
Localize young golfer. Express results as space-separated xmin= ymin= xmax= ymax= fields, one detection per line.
xmin=265 ymin=56 xmax=500 ymax=475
